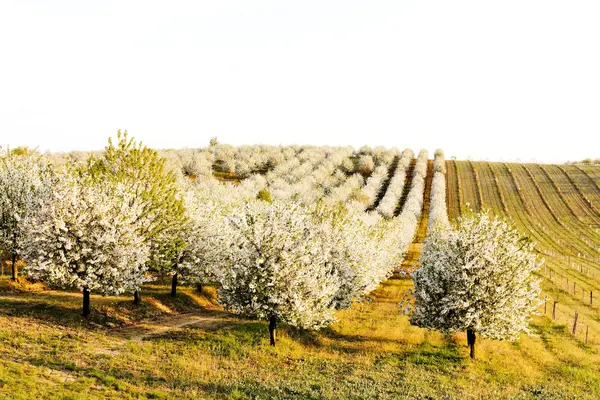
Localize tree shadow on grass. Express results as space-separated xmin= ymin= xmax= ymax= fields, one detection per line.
xmin=362 ymin=331 xmax=466 ymax=373
xmin=0 ymin=294 xmax=125 ymax=330
xmin=527 ymin=318 xmax=599 ymax=384
xmin=399 ymin=335 xmax=465 ymax=372
xmin=530 ymin=319 xmax=592 ymax=353
xmin=283 ymin=325 xmax=414 ymax=355
xmin=0 ymin=283 xmax=231 ymax=336
xmin=133 ymin=317 xmax=400 ymax=356
xmin=8 ymin=353 xmax=324 ymax=400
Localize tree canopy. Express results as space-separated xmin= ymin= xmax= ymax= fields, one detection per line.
xmin=407 ymin=210 xmax=542 ymax=358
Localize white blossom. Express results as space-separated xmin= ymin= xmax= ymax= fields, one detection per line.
xmin=428 ymin=149 xmax=450 ymax=232
xmin=171 ymin=182 xmax=230 ymax=285
xmin=313 ymin=204 xmax=400 ymax=309
xmin=325 ymin=173 xmax=364 ymax=205
xmin=385 ymin=149 xmax=429 ymax=262
xmin=0 ymin=150 xmax=55 ymax=278
xmin=347 ymin=163 xmax=390 ymax=212
xmin=23 ymin=170 xmax=150 ymax=295
xmin=408 ymin=211 xmax=542 ymax=343
xmin=214 ymin=200 xmax=341 ymax=330
xmin=358 ymin=154 xmax=375 ymax=175
xmin=377 ymin=149 xmax=414 ymax=218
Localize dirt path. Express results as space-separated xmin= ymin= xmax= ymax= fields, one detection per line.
xmin=400 ymin=159 xmax=433 ymax=272
xmin=113 ymin=312 xmax=246 ymax=341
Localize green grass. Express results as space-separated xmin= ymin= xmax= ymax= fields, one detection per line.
xmin=1 ymin=276 xmax=599 ymax=399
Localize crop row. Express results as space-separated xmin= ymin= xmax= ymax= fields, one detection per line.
xmin=349 ymin=163 xmax=393 ymax=212
xmin=387 ymin=149 xmax=429 ymax=261
xmin=376 ymin=149 xmax=414 ymax=218
xmin=469 ymin=161 xmax=484 ymax=211
xmin=427 ymin=150 xmax=449 ymax=232
xmin=448 ymin=160 xmax=600 ymax=317
xmin=557 ymin=165 xmax=599 ymax=217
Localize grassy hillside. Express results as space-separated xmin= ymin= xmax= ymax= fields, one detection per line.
xmin=2 ymin=153 xmax=600 ymax=399
xmin=2 ymin=277 xmax=600 ymax=399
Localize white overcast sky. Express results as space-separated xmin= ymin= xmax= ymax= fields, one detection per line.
xmin=1 ymin=1 xmax=599 ymax=162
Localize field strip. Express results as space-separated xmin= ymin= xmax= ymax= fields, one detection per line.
xmin=473 ymin=161 xmax=504 ymax=214
xmin=538 ymin=164 xmax=581 ymax=219
xmin=554 ymin=165 xmax=600 ymax=229
xmin=475 ymin=163 xmax=600 ymax=301
xmin=445 ymin=160 xmax=461 ymax=221
xmin=456 ymin=161 xmax=481 ymax=211
xmin=531 ymin=164 xmax=600 ymax=252
xmin=415 ymin=160 xmax=433 ymax=242
xmin=469 ymin=160 xmax=484 ymax=210
xmin=555 ymin=165 xmax=600 ymax=221
xmin=401 ymin=159 xmax=433 ymax=271
xmin=514 ymin=164 xmax=594 ymax=257
xmin=567 ymin=165 xmax=600 ymax=217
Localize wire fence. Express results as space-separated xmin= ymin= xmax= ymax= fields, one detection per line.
xmin=538 ymin=295 xmax=596 ymax=346
xmin=539 ymin=263 xmax=596 ymax=307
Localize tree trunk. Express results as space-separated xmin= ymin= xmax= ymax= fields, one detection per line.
xmin=83 ymin=288 xmax=90 ymax=318
xmin=133 ymin=290 xmax=141 ymax=305
xmin=11 ymin=251 xmax=17 ymax=281
xmin=196 ymin=282 xmax=203 ymax=294
xmin=467 ymin=329 xmax=476 ymax=359
xmin=171 ymin=273 xmax=178 ymax=297
xmin=269 ymin=315 xmax=277 ymax=346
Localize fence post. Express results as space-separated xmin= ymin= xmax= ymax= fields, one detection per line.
xmin=573 ymin=282 xmax=576 ymax=296
xmin=572 ymin=311 xmax=578 ymax=335
xmin=552 ymin=300 xmax=557 ymax=320
xmin=585 ymin=325 xmax=589 ymax=345
xmin=591 ymin=291 xmax=593 ymax=305
xmin=544 ymin=299 xmax=547 ymax=315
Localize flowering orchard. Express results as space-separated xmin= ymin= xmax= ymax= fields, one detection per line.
xmin=1 ymin=138 xmax=544 ymax=350
xmin=377 ymin=149 xmax=414 ymax=218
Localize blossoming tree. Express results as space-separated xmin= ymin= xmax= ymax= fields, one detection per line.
xmin=313 ymin=203 xmax=399 ymax=309
xmin=0 ymin=148 xmax=54 ymax=281
xmin=215 ymin=200 xmax=340 ymax=346
xmin=87 ymin=132 xmax=186 ymax=303
xmin=23 ymin=170 xmax=150 ymax=317
xmin=167 ymin=183 xmax=230 ymax=297
xmin=408 ymin=211 xmax=542 ymax=359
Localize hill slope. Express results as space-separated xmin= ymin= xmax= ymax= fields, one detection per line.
xmin=2 ymin=149 xmax=600 ymax=399
xmin=447 ymin=160 xmax=600 ymax=347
